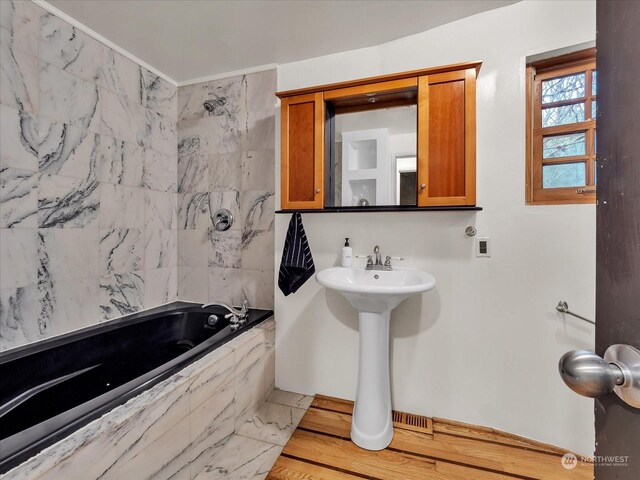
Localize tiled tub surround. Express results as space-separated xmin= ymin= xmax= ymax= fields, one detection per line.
xmin=0 ymin=0 xmax=179 ymax=350
xmin=1 ymin=1 xmax=278 ymax=352
xmin=3 ymin=318 xmax=278 ymax=480
xmin=177 ymin=70 xmax=276 ymax=310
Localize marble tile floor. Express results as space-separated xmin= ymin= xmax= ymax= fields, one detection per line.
xmin=192 ymin=389 xmax=313 ymax=480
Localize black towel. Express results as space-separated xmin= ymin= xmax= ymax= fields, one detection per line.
xmin=278 ymin=212 xmax=315 ymax=296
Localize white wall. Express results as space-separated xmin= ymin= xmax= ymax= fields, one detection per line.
xmin=274 ymin=0 xmax=596 ymax=455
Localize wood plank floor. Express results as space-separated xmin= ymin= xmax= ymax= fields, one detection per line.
xmin=267 ymin=395 xmax=593 ymax=480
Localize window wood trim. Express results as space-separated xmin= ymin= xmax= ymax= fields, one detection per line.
xmin=526 ymin=50 xmax=597 ymax=205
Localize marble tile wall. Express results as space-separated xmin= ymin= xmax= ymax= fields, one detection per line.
xmin=1 ymin=1 xmax=277 ymax=352
xmin=3 ymin=318 xmax=277 ymax=480
xmin=177 ymin=70 xmax=276 ymax=309
xmin=0 ymin=0 xmax=179 ymax=350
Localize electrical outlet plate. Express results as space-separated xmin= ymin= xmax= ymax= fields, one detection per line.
xmin=476 ymin=237 xmax=491 ymax=258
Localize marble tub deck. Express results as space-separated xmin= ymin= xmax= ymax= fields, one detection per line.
xmin=193 ymin=390 xmax=313 ymax=480
xmin=3 ymin=318 xmax=295 ymax=480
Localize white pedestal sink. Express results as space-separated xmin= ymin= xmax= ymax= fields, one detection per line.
xmin=316 ymin=266 xmax=436 ymax=450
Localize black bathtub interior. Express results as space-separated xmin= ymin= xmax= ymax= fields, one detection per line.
xmin=0 ymin=302 xmax=273 ymax=474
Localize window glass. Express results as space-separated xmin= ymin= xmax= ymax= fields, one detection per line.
xmin=543 ymin=163 xmax=586 ymax=188
xmin=542 ymin=73 xmax=586 ymax=104
xmin=543 ymin=132 xmax=586 ymax=159
xmin=542 ymin=103 xmax=585 ymax=127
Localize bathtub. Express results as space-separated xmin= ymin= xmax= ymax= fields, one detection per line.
xmin=0 ymin=301 xmax=273 ymax=474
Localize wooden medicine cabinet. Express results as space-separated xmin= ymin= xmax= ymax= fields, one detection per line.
xmin=277 ymin=61 xmax=481 ymax=211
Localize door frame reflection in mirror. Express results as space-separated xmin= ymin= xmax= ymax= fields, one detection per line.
xmin=395 ymin=156 xmax=417 ymax=205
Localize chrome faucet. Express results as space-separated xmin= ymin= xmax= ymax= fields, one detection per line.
xmin=366 ymin=246 xmax=394 ymax=271
xmin=202 ymin=301 xmax=249 ymax=329
xmin=373 ymin=245 xmax=382 ymax=266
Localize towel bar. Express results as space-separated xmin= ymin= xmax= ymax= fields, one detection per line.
xmin=556 ymin=300 xmax=595 ymax=325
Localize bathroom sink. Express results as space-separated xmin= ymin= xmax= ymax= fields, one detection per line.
xmin=316 ymin=266 xmax=436 ymax=312
xmin=316 ymin=266 xmax=436 ymax=451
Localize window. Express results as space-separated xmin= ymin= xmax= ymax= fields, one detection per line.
xmin=526 ymin=49 xmax=596 ymax=204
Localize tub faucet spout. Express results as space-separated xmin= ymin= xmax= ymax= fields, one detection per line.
xmin=202 ymin=301 xmax=249 ymax=328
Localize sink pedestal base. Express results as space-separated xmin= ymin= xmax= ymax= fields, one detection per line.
xmin=315 ymin=266 xmax=436 ymax=450
xmin=351 ymin=310 xmax=393 ymax=450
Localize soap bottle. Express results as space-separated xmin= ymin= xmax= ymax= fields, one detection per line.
xmin=341 ymin=238 xmax=353 ymax=267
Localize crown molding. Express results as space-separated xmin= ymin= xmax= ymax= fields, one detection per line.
xmin=32 ymin=1 xmax=278 ymax=88
xmin=33 ymin=0 xmax=178 ymax=86
xmin=177 ymin=63 xmax=278 ymax=87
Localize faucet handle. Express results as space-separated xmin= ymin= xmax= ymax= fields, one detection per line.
xmin=384 ymin=256 xmax=392 ymax=267
xmin=366 ymin=255 xmax=373 ymax=266
xmin=238 ymin=300 xmax=249 ymax=318
xmin=202 ymin=301 xmax=248 ymax=320
xmin=225 ymin=301 xmax=250 ymax=328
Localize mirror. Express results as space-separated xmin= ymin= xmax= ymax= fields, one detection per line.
xmin=326 ymin=104 xmax=417 ymax=207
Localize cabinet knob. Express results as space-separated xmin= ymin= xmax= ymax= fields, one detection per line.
xmin=420 ymin=183 xmax=426 ymax=190
xmin=315 ymin=188 xmax=321 ymax=194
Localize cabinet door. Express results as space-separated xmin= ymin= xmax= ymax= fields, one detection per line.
xmin=417 ymin=69 xmax=476 ymax=206
xmin=280 ymin=92 xmax=325 ymax=209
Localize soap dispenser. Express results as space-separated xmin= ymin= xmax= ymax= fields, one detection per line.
xmin=341 ymin=238 xmax=353 ymax=267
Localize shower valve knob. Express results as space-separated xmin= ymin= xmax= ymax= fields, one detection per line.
xmin=213 ymin=208 xmax=233 ymax=231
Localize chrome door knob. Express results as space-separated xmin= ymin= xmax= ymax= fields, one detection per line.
xmin=559 ymin=350 xmax=622 ymax=397
xmin=420 ymin=183 xmax=426 ymax=190
xmin=559 ymin=345 xmax=640 ymax=408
